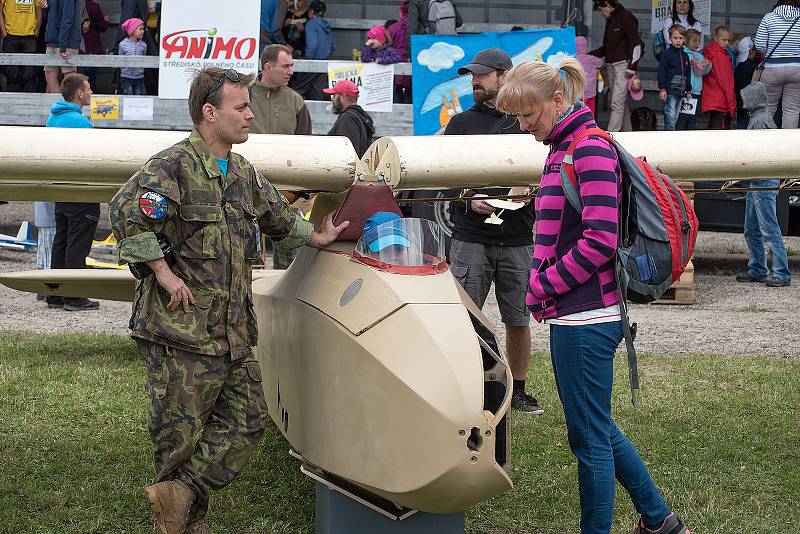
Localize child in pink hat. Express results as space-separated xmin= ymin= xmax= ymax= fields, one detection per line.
xmin=576 ymin=36 xmax=605 ymax=114
xmin=361 ymin=25 xmax=402 ymax=64
xmin=118 ymin=17 xmax=147 ymax=95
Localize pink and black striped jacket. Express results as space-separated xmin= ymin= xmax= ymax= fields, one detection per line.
xmin=527 ymin=105 xmax=622 ymax=321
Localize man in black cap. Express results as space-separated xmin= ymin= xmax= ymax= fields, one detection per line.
xmin=445 ymin=48 xmax=542 ymax=414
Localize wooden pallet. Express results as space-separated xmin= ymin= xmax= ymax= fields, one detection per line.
xmin=652 ymin=261 xmax=695 ymax=305
xmin=652 ymin=285 xmax=696 ymax=305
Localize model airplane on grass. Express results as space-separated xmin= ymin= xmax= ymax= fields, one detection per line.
xmin=0 ymin=221 xmax=36 ymax=250
xmin=1 ymin=126 xmax=799 ymax=518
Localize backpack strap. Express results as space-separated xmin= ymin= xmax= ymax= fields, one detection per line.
xmin=615 ymin=263 xmax=640 ymax=407
xmin=559 ymin=127 xmax=614 ymax=213
xmin=558 ymin=127 xmax=640 ymax=407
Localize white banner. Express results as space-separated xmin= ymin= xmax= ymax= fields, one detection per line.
xmin=327 ymin=62 xmax=395 ymax=113
xmin=652 ymin=0 xmax=711 ymax=35
xmin=651 ymin=0 xmax=672 ymax=34
xmin=694 ymin=0 xmax=711 ymax=36
xmin=158 ymin=0 xmax=260 ymax=99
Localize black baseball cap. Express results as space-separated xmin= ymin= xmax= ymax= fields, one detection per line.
xmin=457 ymin=48 xmax=513 ymax=75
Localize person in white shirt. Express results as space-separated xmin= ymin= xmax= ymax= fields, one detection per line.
xmin=661 ymin=0 xmax=703 ymax=50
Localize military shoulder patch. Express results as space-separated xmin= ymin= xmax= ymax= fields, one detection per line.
xmin=139 ymin=191 xmax=169 ymax=219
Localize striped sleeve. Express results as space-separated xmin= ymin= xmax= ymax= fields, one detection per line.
xmin=530 ymin=137 xmax=620 ymax=299
xmin=755 ymin=17 xmax=769 ymax=54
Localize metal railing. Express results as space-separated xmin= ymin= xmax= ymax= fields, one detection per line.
xmin=0 ymin=53 xmax=413 ymax=75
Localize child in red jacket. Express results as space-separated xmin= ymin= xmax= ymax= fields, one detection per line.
xmin=702 ymin=26 xmax=736 ymax=128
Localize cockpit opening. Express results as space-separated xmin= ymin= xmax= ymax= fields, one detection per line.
xmin=352 ymin=213 xmax=448 ymax=274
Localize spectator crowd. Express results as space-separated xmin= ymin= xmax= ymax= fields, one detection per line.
xmin=0 ymin=3 xmax=796 ymax=534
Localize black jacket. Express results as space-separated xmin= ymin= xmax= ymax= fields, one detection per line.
xmin=590 ymin=4 xmax=642 ymax=69
xmin=327 ymin=105 xmax=375 ymax=158
xmin=657 ymin=45 xmax=692 ymax=96
xmin=443 ymin=103 xmax=533 ymax=246
xmin=735 ymin=58 xmax=758 ymax=112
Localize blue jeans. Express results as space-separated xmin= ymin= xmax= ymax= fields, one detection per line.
xmin=663 ymin=94 xmax=682 ymax=131
xmin=120 ymin=77 xmax=146 ymax=95
xmin=550 ymin=322 xmax=671 ymax=534
xmin=744 ymin=179 xmax=791 ymax=283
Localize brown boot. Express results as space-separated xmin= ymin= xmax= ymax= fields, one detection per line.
xmin=185 ymin=520 xmax=212 ymax=534
xmin=143 ymin=480 xmax=196 ymax=534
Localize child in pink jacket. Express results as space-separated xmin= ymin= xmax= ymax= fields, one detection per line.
xmin=576 ymin=36 xmax=605 ymax=114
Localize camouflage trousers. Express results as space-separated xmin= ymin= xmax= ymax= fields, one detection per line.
xmin=271 ymin=237 xmax=298 ymax=270
xmin=136 ymin=340 xmax=268 ymax=522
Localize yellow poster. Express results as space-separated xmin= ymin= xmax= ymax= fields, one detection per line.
xmin=328 ymin=63 xmax=365 ymax=87
xmin=90 ymin=96 xmax=120 ymax=120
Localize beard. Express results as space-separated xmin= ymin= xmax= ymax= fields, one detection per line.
xmin=473 ymin=85 xmax=499 ymax=105
xmin=332 ymin=100 xmax=343 ymax=114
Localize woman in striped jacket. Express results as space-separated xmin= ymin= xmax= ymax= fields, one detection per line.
xmin=755 ymin=0 xmax=800 ymax=128
xmin=496 ymin=58 xmax=690 ymax=534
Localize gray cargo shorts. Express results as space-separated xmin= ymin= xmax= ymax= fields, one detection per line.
xmin=449 ymin=239 xmax=533 ymax=327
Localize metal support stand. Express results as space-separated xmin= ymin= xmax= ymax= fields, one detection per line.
xmin=314 ymin=482 xmax=465 ymax=534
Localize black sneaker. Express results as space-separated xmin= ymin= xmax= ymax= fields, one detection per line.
xmin=63 ymin=298 xmax=100 ymax=311
xmin=735 ymin=271 xmax=767 ymax=283
xmin=511 ymin=390 xmax=544 ymax=415
xmin=46 ymin=297 xmax=63 ymax=309
xmin=766 ymin=277 xmax=791 ymax=287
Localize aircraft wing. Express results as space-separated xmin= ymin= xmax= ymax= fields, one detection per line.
xmin=0 ymin=269 xmax=136 ymax=302
xmin=0 ymin=126 xmax=365 ymax=202
xmin=0 ymin=241 xmax=33 ymax=250
xmin=0 ymin=267 xmax=285 ymax=303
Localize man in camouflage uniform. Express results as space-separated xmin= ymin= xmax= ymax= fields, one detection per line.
xmin=109 ymin=67 xmax=348 ymax=534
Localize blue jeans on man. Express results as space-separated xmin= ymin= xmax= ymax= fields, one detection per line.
xmin=663 ymin=94 xmax=682 ymax=131
xmin=550 ymin=321 xmax=672 ymax=533
xmin=743 ymin=179 xmax=791 ymax=285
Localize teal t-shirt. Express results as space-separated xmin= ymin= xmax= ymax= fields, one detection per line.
xmin=215 ymin=158 xmax=228 ymax=179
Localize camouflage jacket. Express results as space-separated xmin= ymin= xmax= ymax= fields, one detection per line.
xmin=109 ymin=130 xmax=314 ymax=359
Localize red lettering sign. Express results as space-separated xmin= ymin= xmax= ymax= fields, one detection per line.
xmin=162 ymin=30 xmax=255 ymax=60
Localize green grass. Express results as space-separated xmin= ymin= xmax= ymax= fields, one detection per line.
xmin=1 ymin=332 xmax=799 ymax=533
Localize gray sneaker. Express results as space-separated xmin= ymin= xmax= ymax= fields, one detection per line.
xmin=511 ymin=390 xmax=544 ymax=415
xmin=766 ymin=277 xmax=791 ymax=287
xmin=633 ymin=513 xmax=690 ymax=534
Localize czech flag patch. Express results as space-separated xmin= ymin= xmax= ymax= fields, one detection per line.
xmin=139 ymin=191 xmax=168 ymax=220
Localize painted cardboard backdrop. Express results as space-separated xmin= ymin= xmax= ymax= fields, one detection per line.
xmin=410 ymin=27 xmax=576 ymax=136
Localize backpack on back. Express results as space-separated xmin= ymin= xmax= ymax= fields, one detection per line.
xmin=428 ymin=0 xmax=457 ymax=34
xmin=560 ymin=127 xmax=698 ymax=405
xmin=652 ymin=30 xmax=665 ymax=62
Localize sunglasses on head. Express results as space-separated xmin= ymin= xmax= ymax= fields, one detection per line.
xmin=205 ymin=69 xmax=241 ymax=103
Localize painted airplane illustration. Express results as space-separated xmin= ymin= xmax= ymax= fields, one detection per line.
xmin=0 ymin=221 xmax=36 ymax=250
xmin=419 ymin=36 xmax=554 ymax=116
xmin=94 ymin=104 xmax=116 ymax=118
xmin=92 ymin=233 xmax=118 ymax=251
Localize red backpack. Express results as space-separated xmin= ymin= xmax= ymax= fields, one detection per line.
xmin=560 ymin=128 xmax=698 ymax=405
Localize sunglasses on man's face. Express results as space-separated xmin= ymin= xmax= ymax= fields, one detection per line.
xmin=205 ymin=69 xmax=241 ymax=103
